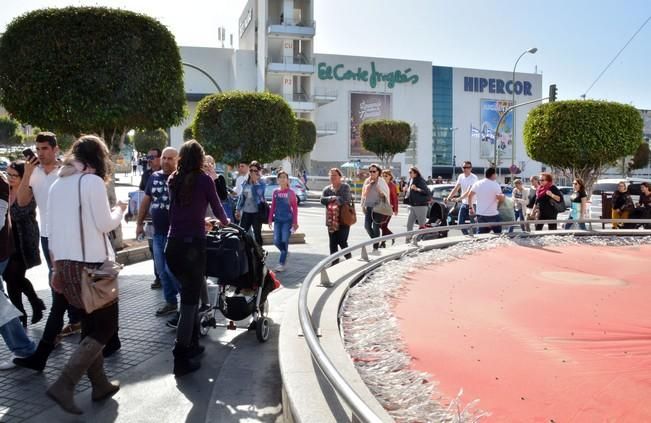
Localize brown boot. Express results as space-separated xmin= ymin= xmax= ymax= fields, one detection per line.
xmin=87 ymin=352 xmax=120 ymax=401
xmin=46 ymin=336 xmax=103 ymax=415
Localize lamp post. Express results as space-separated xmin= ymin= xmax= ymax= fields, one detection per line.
xmin=510 ymin=47 xmax=537 ymax=176
xmin=450 ymin=127 xmax=459 ymax=180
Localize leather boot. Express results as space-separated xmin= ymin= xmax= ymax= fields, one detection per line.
xmin=13 ymin=340 xmax=54 ymax=372
xmin=87 ymin=352 xmax=120 ymax=401
xmin=172 ymin=342 xmax=201 ymax=377
xmin=46 ymin=337 xmax=103 ymax=415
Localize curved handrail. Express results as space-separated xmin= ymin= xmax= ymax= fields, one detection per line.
xmin=297 ymin=218 xmax=651 ymax=422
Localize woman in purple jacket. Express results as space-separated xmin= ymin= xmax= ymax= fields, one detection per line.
xmin=165 ymin=140 xmax=229 ymax=377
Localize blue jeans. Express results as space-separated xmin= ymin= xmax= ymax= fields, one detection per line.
xmin=42 ymin=237 xmax=80 ymax=325
xmin=458 ymin=204 xmax=477 ymax=235
xmin=273 ymin=220 xmax=292 ymax=265
xmin=477 ymin=214 xmax=502 ymax=234
xmin=153 ymin=234 xmax=179 ymax=305
xmin=564 ymin=216 xmax=586 ymax=230
xmin=0 ymin=258 xmax=35 ymax=357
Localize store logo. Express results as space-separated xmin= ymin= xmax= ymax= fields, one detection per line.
xmin=317 ymin=62 xmax=419 ymax=88
xmin=464 ymin=76 xmax=533 ymax=96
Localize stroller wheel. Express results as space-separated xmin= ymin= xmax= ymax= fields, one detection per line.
xmin=199 ymin=313 xmax=212 ymax=337
xmin=256 ymin=317 xmax=270 ymax=343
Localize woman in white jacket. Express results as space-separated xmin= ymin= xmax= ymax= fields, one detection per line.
xmin=360 ymin=163 xmax=390 ymax=253
xmin=45 ymin=135 xmax=126 ymax=415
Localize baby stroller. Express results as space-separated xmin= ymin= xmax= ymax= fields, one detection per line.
xmin=418 ymin=201 xmax=449 ymax=240
xmin=202 ymin=224 xmax=281 ymax=342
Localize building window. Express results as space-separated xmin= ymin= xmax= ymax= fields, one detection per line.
xmin=432 ymin=66 xmax=453 ymax=166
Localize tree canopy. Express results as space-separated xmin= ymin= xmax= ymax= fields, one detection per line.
xmin=0 ymin=115 xmax=23 ymax=145
xmin=360 ymin=119 xmax=411 ymax=168
xmin=524 ymin=100 xmax=643 ymax=191
xmin=0 ymin=7 xmax=186 ymax=150
xmin=133 ymin=129 xmax=168 ymax=154
xmin=192 ymin=91 xmax=297 ymax=164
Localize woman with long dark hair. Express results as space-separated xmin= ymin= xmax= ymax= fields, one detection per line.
xmin=3 ymin=160 xmax=45 ymax=327
xmin=46 ymin=135 xmax=127 ymax=414
xmin=235 ymin=161 xmax=266 ymax=246
xmin=564 ymin=178 xmax=588 ymax=230
xmin=360 ymin=163 xmax=390 ymax=252
xmin=165 ymin=140 xmax=229 ymax=376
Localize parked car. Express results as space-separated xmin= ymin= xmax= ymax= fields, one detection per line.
xmin=0 ymin=157 xmax=10 ymax=172
xmin=589 ymin=178 xmax=651 ymax=218
xmin=428 ymin=184 xmax=461 ymax=224
xmin=261 ymin=175 xmax=308 ymax=204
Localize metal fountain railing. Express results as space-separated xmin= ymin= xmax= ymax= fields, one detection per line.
xmin=297 ymin=218 xmax=651 ymax=423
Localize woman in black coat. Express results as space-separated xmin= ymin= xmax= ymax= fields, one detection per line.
xmin=3 ymin=161 xmax=45 ymax=327
xmin=533 ymin=172 xmax=563 ymax=231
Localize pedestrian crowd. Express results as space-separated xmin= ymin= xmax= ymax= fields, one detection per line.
xmin=0 ymin=133 xmax=303 ymax=415
xmin=2 ymin=140 xmax=650 ymax=416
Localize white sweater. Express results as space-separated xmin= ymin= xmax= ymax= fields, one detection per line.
xmin=46 ymin=172 xmax=124 ymax=262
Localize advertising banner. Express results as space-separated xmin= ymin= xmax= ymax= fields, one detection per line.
xmin=479 ymin=99 xmax=513 ymax=161
xmin=350 ymin=92 xmax=391 ymax=157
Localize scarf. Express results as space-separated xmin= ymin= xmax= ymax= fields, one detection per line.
xmin=536 ymin=183 xmax=551 ymax=199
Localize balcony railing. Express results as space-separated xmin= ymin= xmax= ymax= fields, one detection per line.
xmin=314 ymin=88 xmax=338 ymax=104
xmin=316 ymin=122 xmax=338 ymax=136
xmin=267 ymin=20 xmax=316 ymax=38
xmin=267 ymin=56 xmax=316 ymax=74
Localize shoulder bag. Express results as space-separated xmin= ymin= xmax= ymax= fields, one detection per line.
xmin=340 ymin=200 xmax=357 ymax=226
xmin=78 ymin=174 xmax=122 ymax=313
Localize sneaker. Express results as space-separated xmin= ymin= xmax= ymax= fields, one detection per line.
xmin=59 ymin=322 xmax=81 ymax=337
xmin=156 ymin=303 xmax=178 ymax=316
xmin=166 ymin=313 xmax=179 ymax=329
xmin=0 ymin=358 xmax=17 ymax=370
xmin=150 ymin=279 xmax=162 ymax=289
xmin=198 ymin=303 xmax=212 ymax=313
xmin=274 ymin=264 xmax=285 ymax=272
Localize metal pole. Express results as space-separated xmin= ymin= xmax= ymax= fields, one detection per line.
xmin=182 ymin=62 xmax=223 ymax=93
xmin=511 ymin=48 xmax=537 ymax=177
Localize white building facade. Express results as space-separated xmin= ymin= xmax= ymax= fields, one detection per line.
xmin=172 ymin=0 xmax=545 ymax=180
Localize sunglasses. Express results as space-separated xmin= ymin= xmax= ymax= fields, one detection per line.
xmin=369 ymin=170 xmax=379 ymax=174
xmin=6 ymin=172 xmax=20 ymax=178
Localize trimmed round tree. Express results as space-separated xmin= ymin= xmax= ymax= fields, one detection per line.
xmin=133 ymin=129 xmax=168 ymax=154
xmin=289 ymin=118 xmax=316 ymax=173
xmin=524 ymin=100 xmax=644 ymax=192
xmin=360 ymin=119 xmax=411 ymax=168
xmin=192 ymin=91 xmax=297 ymax=164
xmin=0 ymin=7 xmax=186 ymax=150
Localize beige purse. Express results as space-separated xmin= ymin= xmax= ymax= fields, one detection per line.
xmin=78 ymin=174 xmax=122 ymax=313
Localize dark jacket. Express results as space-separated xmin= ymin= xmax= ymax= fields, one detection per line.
xmin=320 ymin=183 xmax=352 ymax=225
xmin=10 ymin=198 xmax=41 ymax=269
xmin=612 ymin=190 xmax=634 ymax=211
xmin=535 ymin=185 xmax=563 ymax=219
xmin=406 ymin=176 xmax=430 ymax=206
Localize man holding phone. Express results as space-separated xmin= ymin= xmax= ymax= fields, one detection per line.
xmin=15 ymin=133 xmax=82 ymax=354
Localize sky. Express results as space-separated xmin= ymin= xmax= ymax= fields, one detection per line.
xmin=2 ymin=0 xmax=650 ymax=109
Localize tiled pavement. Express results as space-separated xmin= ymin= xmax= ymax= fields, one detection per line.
xmin=0 ymin=270 xmax=175 ymax=422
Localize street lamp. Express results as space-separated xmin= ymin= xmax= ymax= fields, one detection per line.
xmin=449 ymin=127 xmax=459 ymax=180
xmin=510 ymin=47 xmax=537 ymax=175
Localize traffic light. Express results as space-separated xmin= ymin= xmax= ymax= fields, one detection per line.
xmin=549 ymin=84 xmax=558 ymax=102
